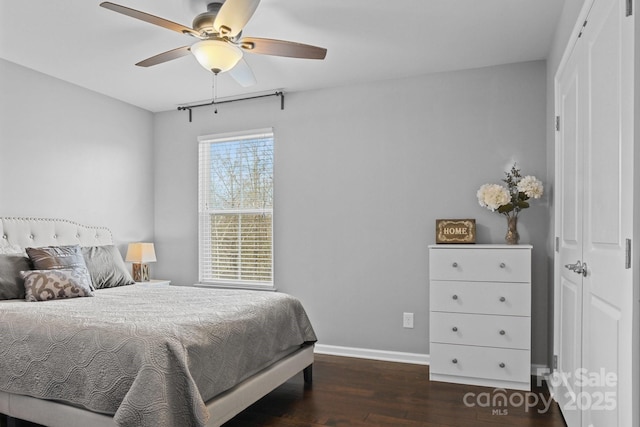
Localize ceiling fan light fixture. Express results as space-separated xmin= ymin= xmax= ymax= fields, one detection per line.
xmin=191 ymin=39 xmax=242 ymax=74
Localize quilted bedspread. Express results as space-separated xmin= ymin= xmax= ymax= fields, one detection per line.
xmin=0 ymin=285 xmax=317 ymax=426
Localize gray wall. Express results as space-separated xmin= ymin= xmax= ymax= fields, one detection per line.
xmin=0 ymin=56 xmax=550 ymax=364
xmin=0 ymin=58 xmax=155 ymax=251
xmin=154 ymin=60 xmax=550 ymax=363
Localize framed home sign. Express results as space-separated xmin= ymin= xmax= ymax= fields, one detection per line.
xmin=435 ymin=219 xmax=476 ymax=244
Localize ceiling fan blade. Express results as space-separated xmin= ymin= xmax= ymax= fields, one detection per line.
xmin=213 ymin=0 xmax=260 ymax=38
xmin=100 ymin=2 xmax=200 ymax=37
xmin=239 ymin=37 xmax=327 ymax=60
xmin=135 ymin=46 xmax=192 ymax=67
xmin=227 ymin=58 xmax=257 ymax=87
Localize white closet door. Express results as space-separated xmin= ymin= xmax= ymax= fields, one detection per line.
xmin=581 ymin=0 xmax=633 ymax=425
xmin=555 ymin=31 xmax=586 ymax=427
xmin=555 ymin=0 xmax=634 ymax=426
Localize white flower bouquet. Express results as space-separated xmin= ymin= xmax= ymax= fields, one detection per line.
xmin=477 ymin=163 xmax=543 ymax=217
xmin=477 ymin=163 xmax=543 ymax=243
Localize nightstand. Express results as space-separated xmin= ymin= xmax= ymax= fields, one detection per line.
xmin=134 ymin=279 xmax=171 ymax=287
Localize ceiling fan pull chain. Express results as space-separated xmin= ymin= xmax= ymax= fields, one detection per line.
xmin=212 ymin=73 xmax=218 ymax=114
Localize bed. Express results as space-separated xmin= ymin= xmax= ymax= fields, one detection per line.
xmin=0 ymin=217 xmax=316 ymax=427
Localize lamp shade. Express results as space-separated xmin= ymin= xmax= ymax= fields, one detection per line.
xmin=125 ymin=243 xmax=157 ymax=263
xmin=191 ymin=39 xmax=243 ymax=74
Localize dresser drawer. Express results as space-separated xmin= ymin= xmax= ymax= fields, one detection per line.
xmin=430 ymin=343 xmax=530 ymax=383
xmin=429 ymin=248 xmax=531 ymax=282
xmin=430 ymin=281 xmax=530 ymax=316
xmin=430 ymin=312 xmax=530 ymax=349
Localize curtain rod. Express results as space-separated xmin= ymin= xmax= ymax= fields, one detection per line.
xmin=177 ymin=91 xmax=284 ymax=122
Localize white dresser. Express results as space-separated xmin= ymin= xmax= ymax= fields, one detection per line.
xmin=428 ymin=244 xmax=532 ymax=391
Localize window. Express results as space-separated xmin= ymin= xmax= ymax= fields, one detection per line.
xmin=198 ymin=128 xmax=274 ymax=288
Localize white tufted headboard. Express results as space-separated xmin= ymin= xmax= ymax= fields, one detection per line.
xmin=0 ymin=217 xmax=113 ymax=251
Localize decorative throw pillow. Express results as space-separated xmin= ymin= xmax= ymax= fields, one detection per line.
xmin=26 ymin=245 xmax=87 ymax=270
xmin=81 ymin=245 xmax=135 ymax=289
xmin=20 ymin=268 xmax=94 ymax=302
xmin=0 ymin=255 xmax=31 ymax=299
xmin=26 ymin=245 xmax=93 ymax=290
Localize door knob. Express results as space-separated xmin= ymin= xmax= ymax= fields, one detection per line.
xmin=565 ymin=260 xmax=587 ymax=277
xmin=580 ymin=262 xmax=588 ymax=277
xmin=564 ymin=261 xmax=579 ymax=271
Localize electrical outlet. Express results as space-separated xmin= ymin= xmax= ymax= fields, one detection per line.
xmin=403 ymin=312 xmax=414 ymax=329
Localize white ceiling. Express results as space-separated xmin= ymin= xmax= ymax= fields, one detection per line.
xmin=0 ymin=0 xmax=562 ymax=113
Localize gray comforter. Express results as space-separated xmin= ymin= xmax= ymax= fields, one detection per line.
xmin=0 ymin=285 xmax=317 ymax=426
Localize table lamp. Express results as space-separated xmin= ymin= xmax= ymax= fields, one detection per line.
xmin=125 ymin=242 xmax=156 ymax=282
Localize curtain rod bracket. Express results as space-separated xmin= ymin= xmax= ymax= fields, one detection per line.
xmin=278 ymin=92 xmax=284 ymax=110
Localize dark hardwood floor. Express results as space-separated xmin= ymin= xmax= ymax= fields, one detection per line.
xmin=223 ymin=354 xmax=566 ymax=427
xmin=2 ymin=354 xmax=566 ymax=427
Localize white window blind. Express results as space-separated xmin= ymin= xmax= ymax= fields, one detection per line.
xmin=198 ymin=128 xmax=274 ymax=287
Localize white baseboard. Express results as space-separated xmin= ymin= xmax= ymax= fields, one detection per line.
xmin=314 ymin=344 xmax=430 ymax=365
xmin=314 ymin=344 xmax=551 ymax=377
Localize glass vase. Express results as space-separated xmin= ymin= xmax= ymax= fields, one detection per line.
xmin=505 ymin=216 xmax=519 ymax=245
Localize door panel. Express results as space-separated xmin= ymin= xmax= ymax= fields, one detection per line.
xmin=560 ymin=66 xmax=581 ymax=246
xmin=581 ymin=0 xmax=633 ymax=425
xmin=555 ymin=20 xmax=586 ymax=427
xmin=586 ymin=0 xmax=621 ymax=246
xmin=557 ymin=276 xmax=582 ymax=427
xmin=584 ymin=296 xmax=620 ymax=427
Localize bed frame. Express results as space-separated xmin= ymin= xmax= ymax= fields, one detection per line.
xmin=0 ymin=217 xmax=313 ymax=427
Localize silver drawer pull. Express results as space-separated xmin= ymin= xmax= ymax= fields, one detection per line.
xmin=452 ymin=326 xmax=458 ymax=332
xmin=499 ymin=262 xmax=506 ymax=268
xmin=452 ymin=294 xmax=458 ymax=300
xmin=499 ymin=363 xmax=506 ymax=368
xmin=499 ymin=296 xmax=506 ymax=302
xmin=452 ymin=358 xmax=458 ymax=364
xmin=499 ymin=330 xmax=506 ymax=335
xmin=452 ymin=262 xmax=458 ymax=268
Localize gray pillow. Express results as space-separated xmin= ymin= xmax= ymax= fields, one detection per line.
xmin=0 ymin=254 xmax=31 ymax=299
xmin=81 ymin=245 xmax=135 ymax=289
xmin=20 ymin=268 xmax=94 ymax=302
xmin=26 ymin=245 xmax=87 ymax=270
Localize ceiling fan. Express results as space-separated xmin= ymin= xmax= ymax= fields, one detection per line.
xmin=100 ymin=0 xmax=327 ymax=87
